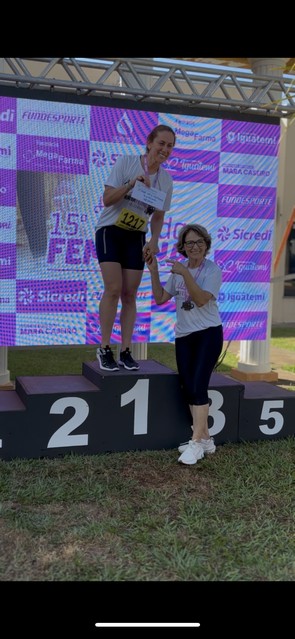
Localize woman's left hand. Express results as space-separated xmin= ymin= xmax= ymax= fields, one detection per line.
xmin=166 ymin=259 xmax=186 ymax=275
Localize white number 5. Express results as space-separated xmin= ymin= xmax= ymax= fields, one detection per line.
xmin=259 ymin=400 xmax=284 ymax=435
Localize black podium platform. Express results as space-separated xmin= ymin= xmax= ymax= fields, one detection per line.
xmin=0 ymin=359 xmax=294 ymax=460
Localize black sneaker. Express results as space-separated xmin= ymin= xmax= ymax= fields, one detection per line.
xmin=119 ymin=348 xmax=139 ymax=370
xmin=96 ymin=345 xmax=119 ymax=371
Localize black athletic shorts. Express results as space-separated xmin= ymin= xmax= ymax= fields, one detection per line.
xmin=96 ymin=225 xmax=146 ymax=270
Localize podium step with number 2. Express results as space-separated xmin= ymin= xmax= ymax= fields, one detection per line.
xmin=0 ymin=359 xmax=294 ymax=460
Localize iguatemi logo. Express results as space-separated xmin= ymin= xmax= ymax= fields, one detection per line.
xmin=226 ymin=132 xmax=236 ymax=144
xmin=226 ymin=131 xmax=277 ymax=147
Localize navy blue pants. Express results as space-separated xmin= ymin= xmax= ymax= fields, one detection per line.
xmin=175 ymin=325 xmax=223 ymax=405
xmin=96 ymin=225 xmax=145 ymax=270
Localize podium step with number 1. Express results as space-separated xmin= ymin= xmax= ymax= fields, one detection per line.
xmin=0 ymin=359 xmax=294 ymax=460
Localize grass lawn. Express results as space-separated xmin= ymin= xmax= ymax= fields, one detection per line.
xmin=6 ymin=326 xmax=295 ymax=379
xmin=0 ymin=325 xmax=294 ymax=584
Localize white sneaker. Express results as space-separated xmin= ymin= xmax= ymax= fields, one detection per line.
xmin=178 ymin=440 xmax=204 ymax=465
xmin=201 ymin=437 xmax=216 ymax=455
xmin=178 ymin=425 xmax=193 ymax=453
xmin=178 ymin=440 xmax=191 ymax=454
xmin=178 ymin=437 xmax=216 ymax=455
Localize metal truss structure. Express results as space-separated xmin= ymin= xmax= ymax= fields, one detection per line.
xmin=1 ymin=57 xmax=295 ymax=118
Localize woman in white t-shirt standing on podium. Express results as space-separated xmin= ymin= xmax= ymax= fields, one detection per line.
xmin=95 ymin=124 xmax=176 ymax=372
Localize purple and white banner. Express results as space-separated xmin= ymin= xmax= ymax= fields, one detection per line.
xmin=0 ymin=95 xmax=280 ymax=345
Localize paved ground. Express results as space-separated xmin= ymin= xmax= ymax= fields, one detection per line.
xmin=226 ymin=340 xmax=295 ymax=391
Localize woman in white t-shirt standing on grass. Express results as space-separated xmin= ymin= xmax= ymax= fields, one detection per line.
xmin=95 ymin=124 xmax=176 ymax=372
xmin=145 ymin=223 xmax=223 ymax=466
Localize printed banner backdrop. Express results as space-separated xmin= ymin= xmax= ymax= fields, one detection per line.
xmin=0 ymin=95 xmax=280 ymax=345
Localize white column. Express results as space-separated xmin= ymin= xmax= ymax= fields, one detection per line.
xmin=0 ymin=57 xmax=12 ymax=387
xmin=131 ymin=342 xmax=147 ymax=359
xmin=231 ymin=58 xmax=290 ymax=382
xmin=0 ymin=348 xmax=10 ymax=386
xmin=237 ymin=284 xmax=277 ymax=380
xmin=249 ymin=58 xmax=290 ymax=76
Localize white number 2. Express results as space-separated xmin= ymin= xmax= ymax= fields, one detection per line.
xmin=48 ymin=397 xmax=89 ymax=447
xmin=47 ymin=381 xmax=150 ymax=449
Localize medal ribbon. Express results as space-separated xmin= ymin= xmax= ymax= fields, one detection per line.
xmin=184 ymin=260 xmax=205 ymax=305
xmin=143 ymin=154 xmax=160 ymax=188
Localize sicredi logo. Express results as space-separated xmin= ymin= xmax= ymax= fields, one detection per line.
xmin=217 ymin=225 xmax=272 ymax=242
xmin=17 ymin=288 xmax=35 ymax=305
xmin=92 ymin=150 xmax=122 ymax=168
xmin=16 ymin=281 xmax=88 ymax=313
xmin=92 ymin=149 xmax=107 ymax=167
xmin=17 ymin=288 xmax=86 ymax=305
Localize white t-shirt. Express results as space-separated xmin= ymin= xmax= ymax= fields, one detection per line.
xmin=164 ymin=258 xmax=222 ymax=337
xmin=96 ymin=155 xmax=173 ymax=233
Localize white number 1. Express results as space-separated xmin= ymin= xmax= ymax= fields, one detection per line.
xmin=121 ymin=379 xmax=149 ymax=435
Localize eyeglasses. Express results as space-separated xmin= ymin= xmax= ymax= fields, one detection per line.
xmin=184 ymin=240 xmax=206 ymax=248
